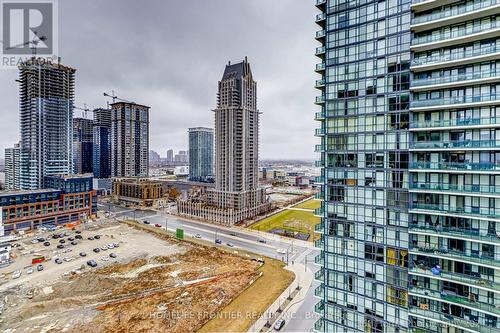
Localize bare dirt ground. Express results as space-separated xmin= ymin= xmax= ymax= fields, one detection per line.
xmin=0 ymin=223 xmax=261 ymax=332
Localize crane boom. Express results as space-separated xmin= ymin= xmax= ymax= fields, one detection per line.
xmin=103 ymin=90 xmax=134 ymax=105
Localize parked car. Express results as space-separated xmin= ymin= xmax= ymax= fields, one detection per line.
xmin=100 ymin=256 xmax=109 ymax=261
xmin=26 ymin=267 xmax=34 ymax=274
xmin=87 ymin=260 xmax=97 ymax=267
xmin=274 ymin=319 xmax=285 ymax=331
xmin=109 ymin=253 xmax=117 ymax=258
xmin=12 ymin=270 xmax=21 ymax=279
xmin=93 ymin=248 xmax=100 ymax=253
xmin=43 ymin=241 xmax=50 ymax=246
xmin=94 ymin=235 xmax=101 ymax=239
xmin=68 ymin=237 xmax=74 ymax=241
xmin=59 ymin=239 xmax=65 ymax=244
xmin=31 ymin=239 xmax=39 ymax=244
xmin=71 ymin=241 xmax=77 ymax=246
xmin=107 ymin=244 xmax=114 ymax=249
xmin=36 ymin=264 xmax=44 ymax=271
xmin=63 ymin=257 xmax=72 ymax=262
xmin=143 ymin=220 xmax=150 ymax=225
xmin=154 ymin=223 xmax=161 ymax=228
xmin=37 ymin=237 xmax=45 ymax=242
xmin=79 ymin=252 xmax=87 ymax=257
xmin=87 ymin=236 xmax=94 ymax=240
xmin=75 ymin=235 xmax=83 ymax=240
xmin=57 ymin=244 xmax=64 ymax=249
xmin=258 ymin=239 xmax=266 ymax=243
xmin=100 ymin=246 xmax=108 ymax=251
xmin=226 ymin=243 xmax=234 ymax=247
xmin=55 ymin=258 xmax=63 ymax=264
xmin=75 ymin=230 xmax=81 ymax=234
xmin=113 ymin=242 xmax=120 ymax=247
xmin=215 ymin=239 xmax=222 ymax=244
xmin=195 ymin=234 xmax=202 ymax=239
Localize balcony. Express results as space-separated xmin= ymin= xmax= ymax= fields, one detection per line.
xmin=315 ymin=112 xmax=325 ymax=121
xmin=314 ymin=284 xmax=324 ymax=299
xmin=411 ymin=203 xmax=500 ymax=222
xmin=315 ymin=127 xmax=324 ymax=137
xmin=411 ymin=93 xmax=500 ymax=110
xmin=315 ymin=268 xmax=324 ymax=282
xmin=314 ymin=319 xmax=324 ymax=333
xmin=314 ymin=144 xmax=324 ymax=153
xmin=412 ymin=0 xmax=500 ymax=32
xmin=314 ymin=252 xmax=324 ymax=266
xmin=410 ymin=140 xmax=500 ymax=150
xmin=409 ymin=285 xmax=500 ymax=316
xmin=410 ymin=116 xmax=500 ymax=130
xmin=412 ymin=44 xmax=500 ymax=70
xmin=316 ymin=13 xmax=326 ymax=24
xmin=410 ymin=266 xmax=500 ymax=293
xmin=315 ymin=46 xmax=326 ymax=57
xmin=408 ymin=306 xmax=500 ymax=333
xmin=314 ymin=221 xmax=324 ymax=233
xmin=409 ymin=244 xmax=500 ymax=269
xmin=315 ymin=191 xmax=324 ymax=200
xmin=409 ymin=224 xmax=500 ymax=244
xmin=409 ymin=183 xmax=500 ymax=196
xmin=315 ymin=160 xmax=324 ymax=167
xmin=410 ymin=161 xmax=500 ymax=173
xmin=315 ymin=0 xmax=326 ymax=8
xmin=314 ymin=207 xmax=324 ymax=216
xmin=315 ymin=79 xmax=325 ymax=88
xmin=314 ymin=300 xmax=324 ymax=315
xmin=316 ymin=30 xmax=326 ymax=40
xmin=411 ymin=70 xmax=500 ymax=90
xmin=316 ymin=62 xmax=326 ymax=72
xmin=412 ymin=21 xmax=500 ymax=51
xmin=315 ymin=95 xmax=325 ymax=105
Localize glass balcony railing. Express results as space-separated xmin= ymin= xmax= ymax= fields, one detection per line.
xmin=315 ymin=191 xmax=324 ymax=200
xmin=411 ymin=203 xmax=500 ymax=220
xmin=314 ymin=284 xmax=324 ymax=298
xmin=412 ymin=0 xmax=500 ymax=25
xmin=314 ymin=300 xmax=324 ymax=315
xmin=410 ymin=182 xmax=500 ymax=194
xmin=410 ymin=161 xmax=500 ymax=172
xmin=315 ymin=160 xmax=324 ymax=167
xmin=410 ymin=266 xmax=500 ymax=293
xmin=412 ymin=44 xmax=500 ymax=67
xmin=315 ymin=112 xmax=325 ymax=120
xmin=315 ymin=79 xmax=325 ymax=87
xmin=409 ymin=224 xmax=500 ymax=243
xmin=316 ymin=46 xmax=326 ymax=55
xmin=316 ymin=30 xmax=325 ymax=39
xmin=314 ymin=144 xmax=324 ymax=152
xmin=314 ymin=253 xmax=324 ymax=265
xmin=412 ymin=21 xmax=500 ymax=46
xmin=315 ymin=268 xmax=324 ymax=281
xmin=411 ymin=93 xmax=500 ymax=108
xmin=316 ymin=0 xmax=326 ymax=6
xmin=314 ymin=207 xmax=324 ymax=216
xmin=409 ymin=244 xmax=500 ymax=268
xmin=316 ymin=62 xmax=326 ymax=71
xmin=408 ymin=306 xmax=500 ymax=333
xmin=314 ymin=318 xmax=324 ymax=333
xmin=315 ymin=95 xmax=325 ymax=104
xmin=316 ymin=13 xmax=326 ymax=22
xmin=409 ymin=286 xmax=500 ymax=316
xmin=314 ymin=221 xmax=324 ymax=233
xmin=410 ymin=140 xmax=500 ymax=149
xmin=410 ymin=116 xmax=500 ymax=129
xmin=412 ymin=70 xmax=500 ymax=87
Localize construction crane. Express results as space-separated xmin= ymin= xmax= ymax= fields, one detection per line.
xmin=5 ymin=32 xmax=47 ymax=57
xmin=103 ymin=90 xmax=134 ymax=106
xmin=74 ymin=103 xmax=91 ymax=119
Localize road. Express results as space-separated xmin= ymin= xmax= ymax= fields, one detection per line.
xmin=98 ymin=203 xmax=321 ymax=332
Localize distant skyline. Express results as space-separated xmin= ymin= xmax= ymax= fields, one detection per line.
xmin=0 ymin=1 xmax=318 ymax=160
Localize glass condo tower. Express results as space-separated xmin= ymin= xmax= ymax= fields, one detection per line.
xmin=315 ymin=0 xmax=500 ymax=332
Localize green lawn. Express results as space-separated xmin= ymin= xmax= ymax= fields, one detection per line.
xmin=250 ymin=209 xmax=320 ymax=241
xmin=293 ymin=198 xmax=321 ymax=210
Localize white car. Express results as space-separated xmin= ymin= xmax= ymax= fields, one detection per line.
xmin=226 ymin=243 xmax=234 ymax=247
xmin=31 ymin=239 xmax=39 ymax=244
xmin=100 ymin=246 xmax=108 ymax=251
xmin=63 ymin=257 xmax=72 ymax=262
xmin=26 ymin=267 xmax=34 ymax=274
xmin=12 ymin=270 xmax=21 ymax=279
xmin=276 ymin=249 xmax=287 ymax=254
xmin=195 ymin=234 xmax=202 ymax=239
xmin=107 ymin=244 xmax=114 ymax=249
xmin=100 ymin=256 xmax=109 ymax=262
xmin=113 ymin=243 xmax=119 ymax=247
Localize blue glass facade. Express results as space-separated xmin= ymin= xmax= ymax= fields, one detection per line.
xmin=188 ymin=127 xmax=214 ymax=182
xmin=93 ymin=125 xmax=111 ymax=178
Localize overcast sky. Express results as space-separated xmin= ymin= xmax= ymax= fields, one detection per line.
xmin=0 ymin=0 xmax=318 ymax=160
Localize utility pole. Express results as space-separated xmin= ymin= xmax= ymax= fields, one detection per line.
xmin=165 ymin=217 xmax=168 ymax=231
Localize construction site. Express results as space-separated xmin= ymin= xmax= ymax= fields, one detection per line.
xmin=0 ymin=221 xmax=287 ymax=332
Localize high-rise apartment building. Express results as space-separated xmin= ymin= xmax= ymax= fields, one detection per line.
xmin=18 ymin=59 xmax=75 ymax=190
xmin=5 ymin=143 xmax=21 ymax=190
xmin=73 ymin=117 xmax=93 ymax=174
xmin=188 ymin=127 xmax=214 ymax=182
xmin=178 ymin=58 xmax=270 ymax=225
xmin=110 ymin=102 xmax=150 ymax=177
xmin=174 ymin=150 xmax=189 ymax=163
xmin=315 ymin=1 xmax=500 ymax=333
xmin=93 ymin=108 xmax=112 ymax=179
xmin=408 ymin=1 xmax=500 ymax=332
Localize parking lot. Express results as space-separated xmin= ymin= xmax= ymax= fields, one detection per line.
xmin=0 ymin=220 xmax=182 ymax=291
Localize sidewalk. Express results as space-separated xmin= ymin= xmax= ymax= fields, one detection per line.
xmin=247 ymin=260 xmax=314 ymax=332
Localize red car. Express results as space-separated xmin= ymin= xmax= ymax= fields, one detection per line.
xmin=155 ymin=223 xmax=162 ymax=228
